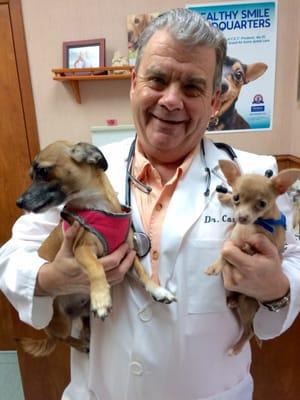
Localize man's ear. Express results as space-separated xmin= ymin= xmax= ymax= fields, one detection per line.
xmin=211 ymin=89 xmax=221 ymax=115
xmin=130 ymin=69 xmax=137 ymax=100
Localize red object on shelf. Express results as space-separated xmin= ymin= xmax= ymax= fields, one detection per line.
xmin=106 ymin=119 xmax=118 ymax=126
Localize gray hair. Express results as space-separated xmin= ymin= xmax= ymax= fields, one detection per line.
xmin=135 ymin=8 xmax=227 ymax=92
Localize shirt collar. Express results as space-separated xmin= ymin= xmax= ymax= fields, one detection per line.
xmin=133 ymin=139 xmax=199 ymax=185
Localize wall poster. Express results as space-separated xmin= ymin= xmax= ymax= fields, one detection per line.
xmin=187 ymin=1 xmax=278 ymax=133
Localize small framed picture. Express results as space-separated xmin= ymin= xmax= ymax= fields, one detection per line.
xmin=63 ymin=39 xmax=106 ymax=69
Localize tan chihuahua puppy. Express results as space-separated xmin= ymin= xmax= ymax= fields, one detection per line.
xmin=16 ymin=141 xmax=176 ymax=357
xmin=206 ymin=159 xmax=300 ymax=355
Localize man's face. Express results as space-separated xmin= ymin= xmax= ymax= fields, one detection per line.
xmin=130 ymin=29 xmax=220 ymax=164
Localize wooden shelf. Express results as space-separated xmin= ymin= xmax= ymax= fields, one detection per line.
xmin=52 ymin=66 xmax=133 ymax=103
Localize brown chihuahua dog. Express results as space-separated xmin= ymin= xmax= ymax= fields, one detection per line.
xmin=16 ymin=141 xmax=176 ymax=357
xmin=206 ymin=159 xmax=300 ymax=355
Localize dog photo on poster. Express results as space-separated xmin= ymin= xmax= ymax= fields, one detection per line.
xmin=127 ymin=12 xmax=159 ymax=66
xmin=187 ymin=0 xmax=277 ymax=133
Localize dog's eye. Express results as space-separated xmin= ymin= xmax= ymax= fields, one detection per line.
xmin=233 ymin=70 xmax=244 ymax=83
xmin=257 ymin=200 xmax=267 ymax=209
xmin=35 ymin=167 xmax=51 ymax=180
xmin=233 ymin=194 xmax=240 ymax=203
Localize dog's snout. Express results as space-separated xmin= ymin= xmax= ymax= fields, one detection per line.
xmin=238 ymin=215 xmax=249 ymax=224
xmin=16 ymin=196 xmax=25 ymax=209
xmin=221 ymin=80 xmax=229 ymax=95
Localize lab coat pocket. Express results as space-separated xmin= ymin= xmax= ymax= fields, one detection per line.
xmin=187 ymin=239 xmax=227 ymax=314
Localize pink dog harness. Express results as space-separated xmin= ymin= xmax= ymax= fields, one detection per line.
xmin=61 ymin=206 xmax=131 ymax=254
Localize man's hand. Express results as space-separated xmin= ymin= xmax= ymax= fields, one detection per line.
xmin=35 ymin=221 xmax=136 ymax=296
xmin=221 ymin=233 xmax=290 ymax=302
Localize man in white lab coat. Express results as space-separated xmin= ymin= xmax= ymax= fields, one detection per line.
xmin=1 ymin=8 xmax=300 ymax=400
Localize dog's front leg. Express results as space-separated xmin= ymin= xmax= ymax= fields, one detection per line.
xmin=74 ymin=245 xmax=112 ymax=320
xmin=205 ymin=256 xmax=225 ymax=275
xmin=132 ymin=257 xmax=176 ymax=303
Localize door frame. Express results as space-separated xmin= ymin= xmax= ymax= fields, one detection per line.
xmin=1 ymin=0 xmax=39 ymax=160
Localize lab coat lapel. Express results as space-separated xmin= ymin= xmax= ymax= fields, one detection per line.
xmin=159 ymin=144 xmax=207 ymax=284
xmin=159 ymin=138 xmax=230 ymax=285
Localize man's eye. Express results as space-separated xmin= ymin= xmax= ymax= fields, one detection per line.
xmin=149 ymin=77 xmax=166 ymax=88
xmin=184 ymin=85 xmax=202 ymax=95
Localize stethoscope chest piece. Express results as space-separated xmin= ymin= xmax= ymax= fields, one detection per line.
xmin=133 ymin=231 xmax=151 ymax=258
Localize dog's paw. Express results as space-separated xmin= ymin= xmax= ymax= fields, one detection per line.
xmin=227 ymin=297 xmax=239 ymax=309
xmin=150 ymin=287 xmax=177 ymax=304
xmin=78 ymin=340 xmax=90 ymax=354
xmin=227 ymin=347 xmax=239 ymax=357
xmin=91 ymin=292 xmax=112 ymax=320
xmin=205 ymin=264 xmax=221 ymax=275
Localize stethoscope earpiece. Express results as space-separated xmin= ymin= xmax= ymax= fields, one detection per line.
xmin=216 ymin=184 xmax=228 ymax=194
xmin=265 ymin=169 xmax=273 ymax=178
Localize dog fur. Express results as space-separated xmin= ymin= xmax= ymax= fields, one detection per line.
xmin=206 ymin=160 xmax=300 ymax=355
xmin=208 ymin=56 xmax=268 ymax=131
xmin=127 ymin=13 xmax=155 ymax=51
xmin=16 ymin=141 xmax=176 ymax=356
xmin=287 ymin=180 xmax=300 ymax=230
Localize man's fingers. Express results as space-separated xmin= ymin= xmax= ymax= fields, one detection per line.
xmin=243 ymin=233 xmax=278 ymax=257
xmin=222 ymin=264 xmax=243 ymax=291
xmin=105 ymin=250 xmax=136 ymax=285
xmin=64 ymin=221 xmax=81 ymax=241
xmin=221 ymin=240 xmax=246 ymax=270
xmin=58 ymin=221 xmax=81 ymax=256
xmin=101 ymin=243 xmax=131 ymax=271
xmin=221 ymin=234 xmax=277 ymax=272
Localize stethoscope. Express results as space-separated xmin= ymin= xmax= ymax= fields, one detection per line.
xmin=125 ymin=137 xmax=238 ymax=258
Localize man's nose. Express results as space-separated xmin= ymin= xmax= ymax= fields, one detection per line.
xmin=158 ymin=84 xmax=184 ymax=111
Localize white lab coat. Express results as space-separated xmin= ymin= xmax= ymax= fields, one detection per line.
xmin=1 ymin=137 xmax=300 ymax=400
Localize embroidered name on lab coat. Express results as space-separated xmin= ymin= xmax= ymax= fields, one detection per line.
xmin=204 ymin=214 xmax=235 ymax=223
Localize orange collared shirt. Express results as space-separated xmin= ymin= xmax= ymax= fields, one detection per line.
xmin=132 ymin=140 xmax=198 ymax=284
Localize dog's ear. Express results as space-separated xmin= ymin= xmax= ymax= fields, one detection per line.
xmin=245 ymin=62 xmax=268 ymax=83
xmin=219 ymin=159 xmax=241 ymax=186
xmin=70 ymin=143 xmax=108 ymax=171
xmin=271 ymin=169 xmax=300 ymax=195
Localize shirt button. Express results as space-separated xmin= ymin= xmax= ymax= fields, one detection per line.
xmin=155 ymin=203 xmax=163 ymax=211
xmin=138 ymin=307 xmax=153 ymax=322
xmin=130 ymin=361 xmax=144 ymax=376
xmin=152 ymin=250 xmax=159 ymax=260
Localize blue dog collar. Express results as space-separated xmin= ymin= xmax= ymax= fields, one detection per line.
xmin=254 ymin=212 xmax=287 ymax=233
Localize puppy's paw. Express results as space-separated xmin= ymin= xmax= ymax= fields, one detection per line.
xmin=150 ymin=287 xmax=177 ymax=304
xmin=227 ymin=297 xmax=239 ymax=309
xmin=78 ymin=340 xmax=90 ymax=354
xmin=205 ymin=264 xmax=221 ymax=275
xmin=227 ymin=347 xmax=240 ymax=357
xmin=91 ymin=290 xmax=112 ymax=320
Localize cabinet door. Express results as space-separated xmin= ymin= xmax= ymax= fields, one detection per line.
xmin=251 ymin=317 xmax=300 ymax=400
xmin=0 ymin=1 xmax=70 ymax=399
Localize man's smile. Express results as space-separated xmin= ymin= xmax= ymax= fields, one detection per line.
xmin=150 ymin=112 xmax=187 ymax=125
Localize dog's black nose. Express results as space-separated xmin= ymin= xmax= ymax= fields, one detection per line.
xmin=238 ymin=215 xmax=249 ymax=224
xmin=16 ymin=197 xmax=24 ymax=209
xmin=221 ymin=81 xmax=229 ymax=95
